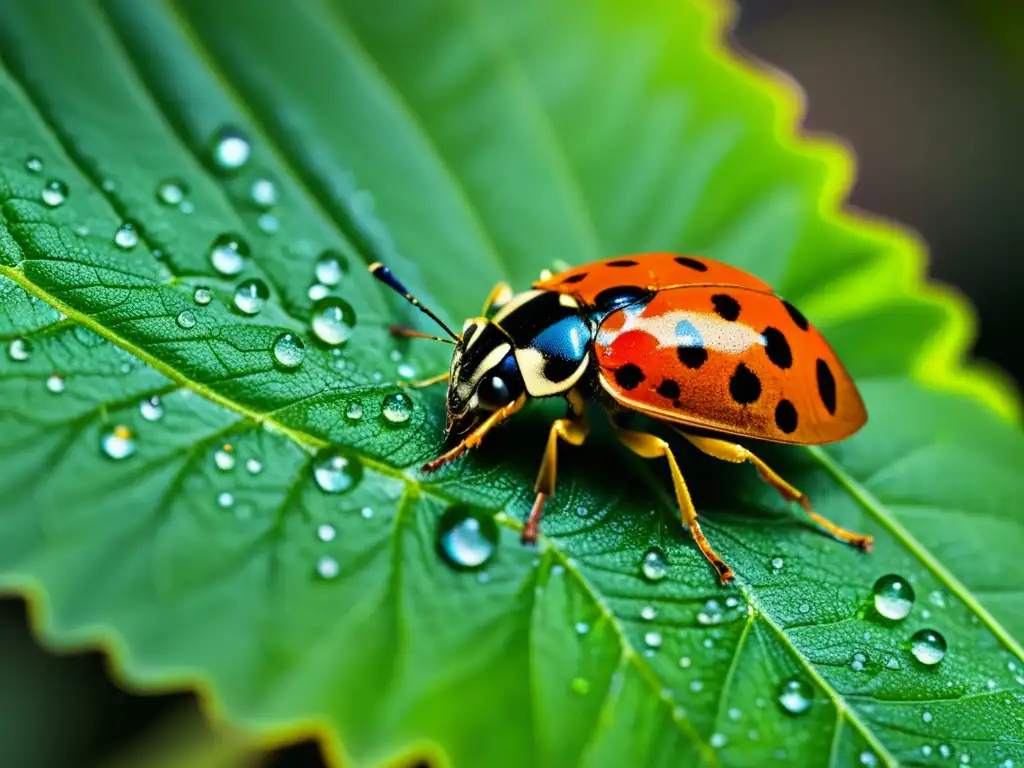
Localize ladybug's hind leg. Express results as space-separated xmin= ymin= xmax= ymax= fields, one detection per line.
xmin=678 ymin=432 xmax=874 ymax=552
xmin=613 ymin=426 xmax=734 ymax=584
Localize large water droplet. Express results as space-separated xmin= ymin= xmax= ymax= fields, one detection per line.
xmin=45 ymin=374 xmax=65 ymax=394
xmin=101 ymin=426 xmax=136 ymax=460
xmin=250 ymin=177 xmax=278 ymax=209
xmin=208 ymin=234 xmax=250 ymax=276
xmin=209 ymin=126 xmax=251 ymax=174
xmin=777 ymin=677 xmax=813 ymax=715
xmin=640 ymin=546 xmax=669 ymax=582
xmin=193 ymin=287 xmax=212 ymax=306
xmin=156 ymin=178 xmax=188 ymax=206
xmin=910 ymin=629 xmax=947 ymax=665
xmin=139 ymin=396 xmax=163 ymax=422
xmin=113 ymin=220 xmax=142 ymax=250
xmin=41 ymin=179 xmax=67 ymax=207
xmin=436 ymin=506 xmax=498 ymax=570
xmin=8 ymin=338 xmax=30 ymax=362
xmin=25 ymin=155 xmax=43 ymax=173
xmin=381 ymin=392 xmax=413 ymax=425
xmin=312 ymin=448 xmax=363 ymax=493
xmin=873 ymin=574 xmax=915 ymax=620
xmin=315 ymin=554 xmax=339 ymax=579
xmin=271 ymin=333 xmax=306 ymax=369
xmin=176 ymin=310 xmax=197 ymax=329
xmin=314 ymin=250 xmax=349 ymax=286
xmin=310 ymin=297 xmax=356 ymax=346
xmin=233 ymin=279 xmax=269 ymax=316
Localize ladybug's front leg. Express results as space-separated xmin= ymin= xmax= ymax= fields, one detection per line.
xmin=421 ymin=394 xmax=527 ymax=473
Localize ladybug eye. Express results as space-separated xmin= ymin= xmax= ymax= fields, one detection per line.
xmin=477 ymin=375 xmax=511 ymax=409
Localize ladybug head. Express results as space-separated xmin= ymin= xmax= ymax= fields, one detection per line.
xmin=444 ymin=318 xmax=526 ymax=446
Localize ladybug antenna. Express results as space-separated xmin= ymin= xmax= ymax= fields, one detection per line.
xmin=369 ymin=263 xmax=460 ymax=342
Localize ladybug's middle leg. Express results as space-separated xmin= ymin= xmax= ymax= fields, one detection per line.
xmin=481 ymin=282 xmax=513 ymax=316
xmin=523 ymin=414 xmax=589 ymax=544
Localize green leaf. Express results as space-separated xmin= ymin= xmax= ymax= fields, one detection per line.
xmin=0 ymin=0 xmax=1022 ymax=766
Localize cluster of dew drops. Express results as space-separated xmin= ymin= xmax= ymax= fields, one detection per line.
xmin=13 ymin=127 xmax=419 ymax=471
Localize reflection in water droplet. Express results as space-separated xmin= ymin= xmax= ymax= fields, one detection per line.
xmin=436 ymin=506 xmax=498 ymax=570
xmin=217 ymin=491 xmax=234 ymax=508
xmin=381 ymin=392 xmax=413 ymax=425
xmin=8 ymin=338 xmax=30 ymax=362
xmin=208 ymin=234 xmax=250 ymax=276
xmin=101 ymin=426 xmax=136 ymax=460
xmin=193 ymin=287 xmax=212 ymax=306
xmin=113 ymin=220 xmax=142 ymax=250
xmin=316 ymin=555 xmax=339 ymax=579
xmin=209 ymin=126 xmax=251 ymax=173
xmin=273 ymin=333 xmax=306 ymax=369
xmin=45 ymin=374 xmax=65 ymax=393
xmin=245 ymin=458 xmax=263 ymax=475
xmin=317 ymin=523 xmax=336 ymax=542
xmin=41 ymin=179 xmax=67 ymax=207
xmin=214 ymin=447 xmax=235 ymax=471
xmin=139 ymin=396 xmax=163 ymax=422
xmin=231 ymin=279 xmax=268 ymax=316
xmin=250 ymin=177 xmax=278 ymax=209
xmin=314 ymin=250 xmax=349 ymax=286
xmin=156 ymin=179 xmax=188 ymax=206
xmin=176 ymin=310 xmax=197 ymax=329
xmin=312 ymin=448 xmax=363 ymax=493
xmin=872 ymin=574 xmax=915 ymax=620
xmin=640 ymin=546 xmax=669 ymax=582
xmin=345 ymin=402 xmax=363 ymax=421
xmin=25 ymin=155 xmax=43 ymax=173
xmin=777 ymin=677 xmax=813 ymax=715
xmin=311 ymin=297 xmax=356 ymax=346
xmin=910 ymin=629 xmax=947 ymax=665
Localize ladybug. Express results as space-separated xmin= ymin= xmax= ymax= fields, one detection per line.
xmin=370 ymin=254 xmax=872 ymax=583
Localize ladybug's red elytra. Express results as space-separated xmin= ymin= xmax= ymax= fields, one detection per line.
xmin=370 ymin=254 xmax=872 ymax=583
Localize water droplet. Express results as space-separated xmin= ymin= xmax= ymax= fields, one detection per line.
xmin=860 ymin=751 xmax=878 ymax=766
xmin=139 ymin=396 xmax=163 ymax=421
xmin=180 ymin=200 xmax=195 ymax=214
xmin=245 ymin=458 xmax=263 ymax=474
xmin=939 ymin=745 xmax=952 ymax=759
xmin=41 ymin=179 xmax=67 ymax=207
xmin=397 ymin=362 xmax=416 ymax=379
xmin=45 ymin=374 xmax=65 ymax=393
xmin=209 ymin=126 xmax=251 ymax=174
xmin=710 ymin=733 xmax=726 ymax=749
xmin=272 ymin=333 xmax=306 ymax=369
xmin=436 ymin=506 xmax=498 ymax=570
xmin=922 ymin=711 xmax=933 ymax=723
xmin=217 ymin=491 xmax=234 ymax=508
xmin=25 ymin=155 xmax=42 ymax=173
xmin=312 ymin=448 xmax=363 ymax=494
xmin=770 ymin=556 xmax=784 ymax=570
xmin=640 ymin=546 xmax=669 ymax=582
xmin=910 ymin=629 xmax=947 ymax=665
xmin=176 ymin=310 xmax=197 ymax=329
xmin=193 ymin=287 xmax=212 ymax=306
xmin=250 ymin=177 xmax=278 ymax=209
xmin=689 ymin=679 xmax=703 ymax=692
xmin=727 ymin=707 xmax=742 ymax=722
xmin=381 ymin=392 xmax=413 ymax=425
xmin=571 ymin=677 xmax=590 ymax=695
xmin=214 ymin=447 xmax=235 ymax=471
xmin=960 ymin=754 xmax=970 ymax=765
xmin=314 ymin=250 xmax=348 ymax=286
xmin=257 ymin=213 xmax=279 ymax=233
xmin=575 ymin=505 xmax=589 ymax=517
xmin=156 ymin=179 xmax=187 ymax=206
xmin=101 ymin=178 xmax=115 ymax=192
xmin=233 ymin=279 xmax=269 ymax=316
xmin=643 ymin=631 xmax=662 ymax=649
xmin=851 ymin=652 xmax=867 ymax=672
xmin=777 ymin=677 xmax=813 ymax=715
xmin=345 ymin=402 xmax=363 ymax=421
xmin=640 ymin=605 xmax=657 ymax=621
xmin=8 ymin=338 xmax=30 ymax=362
xmin=872 ymin=574 xmax=915 ymax=620
xmin=798 ymin=603 xmax=810 ymax=614
xmin=101 ymin=426 xmax=136 ymax=460
xmin=308 ymin=283 xmax=329 ymax=301
xmin=679 ymin=656 xmax=692 ymax=668
xmin=885 ymin=656 xmax=899 ymax=670
xmin=310 ymin=297 xmax=356 ymax=346
xmin=922 ymin=746 xmax=933 ymax=757
xmin=208 ymin=234 xmax=250 ymax=276
xmin=317 ymin=523 xmax=336 ymax=542
xmin=315 ymin=554 xmax=339 ymax=579
xmin=360 ymin=506 xmax=373 ymax=519
xmin=113 ymin=220 xmax=142 ymax=250
xmin=575 ymin=621 xmax=590 ymax=635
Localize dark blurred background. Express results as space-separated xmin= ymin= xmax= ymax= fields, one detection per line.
xmin=3 ymin=2 xmax=1021 ymax=766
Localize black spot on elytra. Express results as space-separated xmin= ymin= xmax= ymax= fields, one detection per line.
xmin=677 ymin=345 xmax=708 ymax=369
xmin=782 ymin=299 xmax=809 ymax=331
xmin=816 ymin=358 xmax=837 ymax=414
xmin=606 ymin=259 xmax=638 ymax=267
xmin=712 ymin=294 xmax=741 ymax=321
xmin=729 ymin=363 xmax=761 ymax=404
xmin=774 ymin=399 xmax=798 ymax=433
xmin=675 ymin=256 xmax=707 ymax=272
xmin=561 ymin=273 xmax=587 ymax=284
xmin=762 ymin=326 xmax=792 ymax=369
xmin=656 ymin=379 xmax=681 ymax=400
xmin=592 ymin=286 xmax=654 ymax=316
xmin=613 ymin=363 xmax=645 ymax=390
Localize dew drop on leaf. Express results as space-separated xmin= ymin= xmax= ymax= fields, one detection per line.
xmin=214 ymin=447 xmax=235 ymax=471
xmin=381 ymin=392 xmax=413 ymax=425
xmin=317 ymin=524 xmax=336 ymax=542
xmin=777 ymin=676 xmax=813 ymax=715
xmin=345 ymin=402 xmax=363 ymax=422
xmin=679 ymin=656 xmax=691 ymax=668
xmin=139 ymin=396 xmax=163 ymax=422
xmin=101 ymin=426 xmax=136 ymax=460
xmin=640 ymin=546 xmax=668 ymax=581
xmin=8 ymin=338 xmax=31 ymax=362
xmin=872 ymin=574 xmax=915 ymax=620
xmin=575 ymin=621 xmax=589 ymax=635
xmin=113 ymin=220 xmax=141 ymax=250
xmin=851 ymin=652 xmax=867 ymax=671
xmin=193 ymin=287 xmax=212 ymax=306
xmin=25 ymin=155 xmax=42 ymax=173
xmin=250 ymin=177 xmax=278 ymax=209
xmin=922 ymin=711 xmax=933 ymax=723
xmin=436 ymin=506 xmax=498 ymax=570
xmin=710 ymin=733 xmax=726 ymax=749
xmin=272 ymin=333 xmax=306 ymax=369
xmin=45 ymin=374 xmax=65 ymax=394
xmin=209 ymin=125 xmax=251 ymax=173
xmin=245 ymin=458 xmax=263 ymax=475
xmin=41 ymin=179 xmax=67 ymax=207
xmin=310 ymin=297 xmax=356 ymax=346
xmin=728 ymin=707 xmax=741 ymax=721
xmin=643 ymin=631 xmax=662 ymax=649
xmin=571 ymin=677 xmax=590 ymax=695
xmin=770 ymin=556 xmax=784 ymax=570
xmin=640 ymin=605 xmax=657 ymax=621
xmin=315 ymin=555 xmax=339 ymax=580
xmin=308 ymin=283 xmax=329 ymax=301
xmin=315 ymin=249 xmax=348 ymax=286
xmin=233 ymin=279 xmax=269 ymax=316
xmin=156 ymin=178 xmax=188 ymax=206
xmin=360 ymin=506 xmax=373 ymax=519
xmin=312 ymin=448 xmax=363 ymax=494
xmin=176 ymin=310 xmax=197 ymax=329
xmin=397 ymin=363 xmax=416 ymax=379
xmin=689 ymin=679 xmax=703 ymax=692
xmin=859 ymin=751 xmax=878 ymax=766
xmin=910 ymin=629 xmax=947 ymax=665
xmin=208 ymin=234 xmax=250 ymax=276
xmin=257 ymin=213 xmax=279 ymax=234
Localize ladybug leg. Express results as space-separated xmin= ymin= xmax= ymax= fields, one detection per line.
xmin=613 ymin=427 xmax=734 ymax=584
xmin=401 ymin=372 xmax=449 ymax=389
xmin=481 ymin=282 xmax=513 ymax=316
xmin=679 ymin=432 xmax=874 ymax=552
xmin=523 ymin=414 xmax=589 ymax=544
xmin=421 ymin=394 xmax=527 ymax=473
